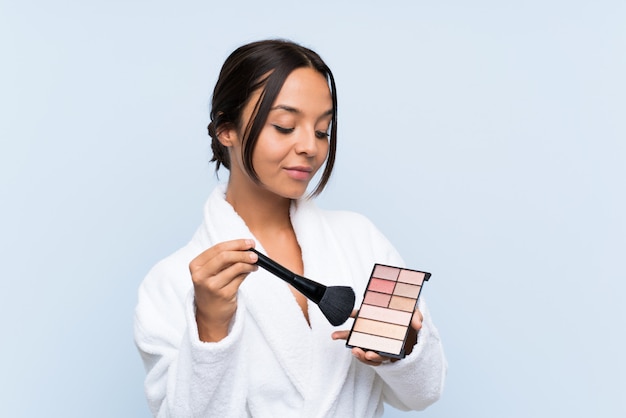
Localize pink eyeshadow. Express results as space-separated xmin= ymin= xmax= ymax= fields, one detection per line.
xmin=398 ymin=270 xmax=425 ymax=286
xmin=368 ymin=278 xmax=396 ymax=294
xmin=363 ymin=291 xmax=391 ymax=307
xmin=372 ymin=265 xmax=400 ymax=281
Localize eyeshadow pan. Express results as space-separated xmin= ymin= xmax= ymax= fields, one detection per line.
xmin=347 ymin=263 xmax=432 ymax=359
xmin=363 ymin=291 xmax=392 ymax=307
xmin=388 ymin=295 xmax=417 ymax=312
xmin=393 ymin=282 xmax=420 ymax=298
xmin=348 ymin=332 xmax=404 ymax=356
xmin=358 ymin=304 xmax=412 ymax=326
xmin=353 ymin=317 xmax=407 ymax=340
xmin=398 ymin=270 xmax=426 ymax=286
xmin=368 ymin=278 xmax=396 ymax=294
xmin=372 ymin=265 xmax=400 ymax=281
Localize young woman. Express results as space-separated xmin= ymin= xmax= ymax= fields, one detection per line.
xmin=134 ymin=39 xmax=446 ymax=417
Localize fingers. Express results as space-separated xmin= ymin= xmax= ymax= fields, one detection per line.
xmin=411 ymin=308 xmax=423 ymax=331
xmin=331 ymin=309 xmax=359 ymax=340
xmin=332 ymin=332 xmax=395 ymax=366
xmin=331 ymin=330 xmax=350 ymax=340
xmin=331 ymin=332 xmax=396 ymax=366
xmin=351 ymin=348 xmax=396 ymax=366
xmin=190 ymin=239 xmax=258 ymax=289
xmin=190 ymin=239 xmax=256 ymax=274
xmin=193 ymin=252 xmax=258 ymax=292
xmin=331 ymin=331 xmax=393 ymax=366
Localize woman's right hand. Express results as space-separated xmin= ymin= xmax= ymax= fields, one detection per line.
xmin=189 ymin=239 xmax=258 ymax=342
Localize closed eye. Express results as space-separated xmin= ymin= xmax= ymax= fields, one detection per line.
xmin=272 ymin=125 xmax=295 ymax=134
xmin=315 ymin=131 xmax=330 ymax=139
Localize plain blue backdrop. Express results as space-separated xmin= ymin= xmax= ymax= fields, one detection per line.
xmin=1 ymin=0 xmax=625 ymax=416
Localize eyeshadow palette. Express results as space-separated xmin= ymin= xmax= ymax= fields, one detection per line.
xmin=346 ymin=264 xmax=431 ymax=359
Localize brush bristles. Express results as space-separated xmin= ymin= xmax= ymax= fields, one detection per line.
xmin=317 ymin=286 xmax=355 ymax=326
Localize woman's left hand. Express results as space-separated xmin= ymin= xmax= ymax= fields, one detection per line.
xmin=331 ymin=308 xmax=423 ymax=366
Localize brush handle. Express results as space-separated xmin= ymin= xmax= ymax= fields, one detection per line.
xmin=248 ymin=248 xmax=326 ymax=304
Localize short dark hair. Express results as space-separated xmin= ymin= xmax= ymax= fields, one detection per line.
xmin=207 ymin=39 xmax=338 ymax=197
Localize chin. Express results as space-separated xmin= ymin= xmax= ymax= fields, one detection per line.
xmin=285 ymin=191 xmax=307 ymax=200
xmin=277 ymin=187 xmax=309 ymax=200
xmin=262 ymin=180 xmax=311 ymax=200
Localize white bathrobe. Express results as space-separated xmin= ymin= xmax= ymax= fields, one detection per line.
xmin=134 ymin=184 xmax=446 ymax=417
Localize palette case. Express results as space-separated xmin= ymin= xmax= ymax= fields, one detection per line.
xmin=346 ymin=264 xmax=431 ymax=359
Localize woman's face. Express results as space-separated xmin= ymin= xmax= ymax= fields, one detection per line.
xmin=227 ymin=67 xmax=333 ymax=200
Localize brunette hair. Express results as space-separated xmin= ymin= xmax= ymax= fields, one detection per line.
xmin=208 ymin=39 xmax=338 ymax=196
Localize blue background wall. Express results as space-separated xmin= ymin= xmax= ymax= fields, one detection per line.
xmin=1 ymin=1 xmax=625 ymax=416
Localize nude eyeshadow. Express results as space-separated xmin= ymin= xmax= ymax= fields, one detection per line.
xmin=346 ymin=264 xmax=431 ymax=359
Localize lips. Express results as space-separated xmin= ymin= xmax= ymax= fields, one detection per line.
xmin=284 ymin=166 xmax=313 ymax=181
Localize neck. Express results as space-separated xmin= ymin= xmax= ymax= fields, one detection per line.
xmin=225 ymin=178 xmax=293 ymax=235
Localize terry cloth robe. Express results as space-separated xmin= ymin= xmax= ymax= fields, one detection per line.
xmin=134 ymin=184 xmax=446 ymax=418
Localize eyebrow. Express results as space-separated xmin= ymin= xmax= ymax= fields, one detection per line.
xmin=270 ymin=104 xmax=333 ymax=118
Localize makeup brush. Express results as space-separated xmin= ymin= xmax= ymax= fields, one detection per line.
xmin=248 ymin=248 xmax=355 ymax=326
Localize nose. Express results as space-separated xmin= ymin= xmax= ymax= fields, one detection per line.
xmin=294 ymin=127 xmax=319 ymax=156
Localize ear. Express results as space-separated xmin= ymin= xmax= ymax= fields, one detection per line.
xmin=217 ymin=124 xmax=238 ymax=147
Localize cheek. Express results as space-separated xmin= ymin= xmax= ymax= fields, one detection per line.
xmin=251 ymin=135 xmax=286 ymax=168
xmin=318 ymin=141 xmax=330 ymax=163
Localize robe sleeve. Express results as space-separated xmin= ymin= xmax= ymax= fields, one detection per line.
xmin=375 ymin=298 xmax=447 ymax=410
xmin=133 ymin=256 xmax=249 ymax=417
